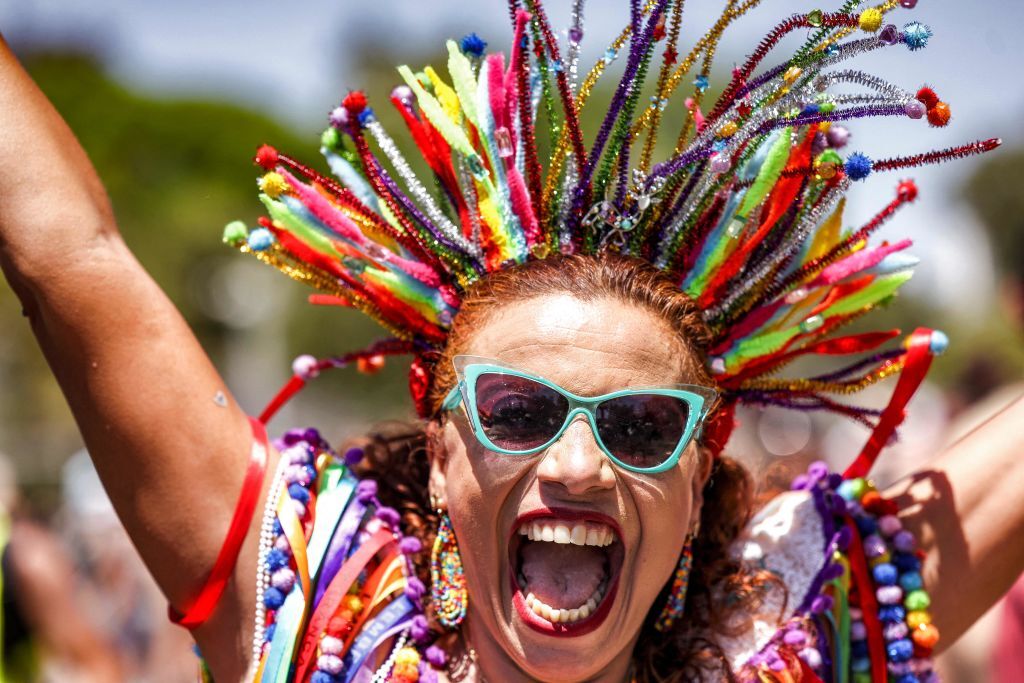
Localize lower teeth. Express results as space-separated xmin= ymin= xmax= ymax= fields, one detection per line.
xmin=522 ymin=581 xmax=607 ymax=624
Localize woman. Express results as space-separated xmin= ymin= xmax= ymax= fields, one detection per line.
xmin=1 ymin=1 xmax=1021 ymax=681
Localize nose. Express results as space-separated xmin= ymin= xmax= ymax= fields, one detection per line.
xmin=536 ymin=413 xmax=616 ymax=495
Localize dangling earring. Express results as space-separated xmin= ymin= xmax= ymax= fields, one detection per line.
xmin=654 ymin=529 xmax=696 ymax=632
xmin=431 ymin=510 xmax=468 ymax=629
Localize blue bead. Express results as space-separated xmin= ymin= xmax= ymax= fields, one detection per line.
xmin=879 ymin=605 xmax=906 ymax=623
xmin=288 ymin=484 xmax=311 ymax=504
xmin=892 ymin=552 xmax=921 ymax=572
xmin=263 ymin=587 xmax=286 ymax=609
xmin=303 ymin=464 xmax=318 ymax=482
xmin=872 ymin=563 xmax=898 ymax=586
xmin=267 ymin=548 xmax=290 ymax=571
xmin=837 ymin=480 xmax=858 ymax=501
xmin=694 ymin=75 xmax=709 ymax=92
xmin=899 ymin=571 xmax=923 ymax=592
xmin=886 ymin=638 xmax=913 ymax=663
xmin=929 ymin=330 xmax=949 ymax=356
xmin=459 ymin=33 xmax=487 ymax=58
xmin=851 ymin=640 xmax=869 ymax=658
xmin=265 ymin=623 xmax=276 ymax=641
xmin=802 ymin=104 xmax=820 ymax=115
xmin=856 ymin=516 xmax=878 ymax=536
xmin=247 ymin=227 xmax=275 ymax=251
xmin=844 ymin=152 xmax=873 ymax=181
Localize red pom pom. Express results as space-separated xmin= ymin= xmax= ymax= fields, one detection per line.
xmin=896 ymin=179 xmax=918 ymax=202
xmin=343 ymin=91 xmax=368 ymax=115
xmin=653 ymin=15 xmax=667 ymax=41
xmin=927 ymin=102 xmax=951 ymax=127
xmin=254 ymin=144 xmax=279 ymax=170
xmin=357 ymin=354 xmax=385 ymax=375
xmin=409 ymin=356 xmax=433 ymax=418
xmin=915 ymin=86 xmax=939 ymax=108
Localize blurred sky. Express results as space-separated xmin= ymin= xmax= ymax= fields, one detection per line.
xmin=4 ymin=0 xmax=1023 ymax=315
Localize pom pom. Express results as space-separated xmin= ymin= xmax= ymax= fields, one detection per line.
xmin=259 ymin=172 xmax=289 ymax=199
xmin=376 ymin=505 xmax=401 ymax=528
xmin=271 ymin=568 xmax=296 ymax=592
xmin=267 ymin=548 xmax=290 ymax=571
xmin=222 ymin=220 xmax=248 ymax=246
xmin=254 ymin=144 xmax=279 ymax=170
xmin=247 ymin=227 xmax=275 ymax=252
xmin=343 ymin=447 xmax=364 ymax=466
xmin=425 ymin=645 xmax=447 ymax=667
xmin=897 ymin=180 xmax=918 ymax=202
xmin=399 ymin=536 xmax=423 ymax=555
xmin=404 ymin=576 xmax=426 ymax=601
xmin=320 ymin=635 xmax=344 ymax=656
xmin=927 ymin=102 xmax=951 ymax=127
xmin=915 ymin=87 xmax=939 ymax=108
xmin=357 ymin=354 xmax=385 ymax=375
xmin=321 ymin=126 xmax=341 ymax=150
xmin=342 ymin=91 xmax=368 ymax=115
xmin=356 ymin=479 xmax=378 ymax=503
xmin=903 ymin=22 xmax=932 ymax=51
xmin=292 ymin=354 xmax=320 ymax=380
xmin=391 ymin=85 xmax=414 ymax=105
xmin=263 ymin=586 xmax=286 ymax=609
xmin=411 ymin=614 xmax=431 ymax=643
xmin=317 ymin=654 xmax=345 ymax=675
xmin=460 ymin=33 xmax=488 ymax=58
xmin=288 ymin=483 xmax=311 ymax=504
xmin=844 ymin=152 xmax=873 ymax=181
xmin=859 ymin=8 xmax=883 ymax=32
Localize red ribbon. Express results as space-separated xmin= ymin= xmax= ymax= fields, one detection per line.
xmin=169 ymin=416 xmax=269 ymax=629
xmin=843 ymin=328 xmax=934 ymax=480
xmin=844 ymin=518 xmax=888 ymax=683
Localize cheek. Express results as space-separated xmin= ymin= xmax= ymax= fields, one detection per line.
xmin=629 ymin=464 xmax=697 ymax=585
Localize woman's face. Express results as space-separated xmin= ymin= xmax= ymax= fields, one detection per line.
xmin=430 ymin=293 xmax=712 ymax=682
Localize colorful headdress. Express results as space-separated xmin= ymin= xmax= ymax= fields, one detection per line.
xmin=225 ymin=0 xmax=998 ymax=466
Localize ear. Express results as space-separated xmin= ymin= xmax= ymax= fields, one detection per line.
xmin=426 ymin=420 xmax=449 ymax=509
xmin=688 ymin=446 xmax=713 ymax=528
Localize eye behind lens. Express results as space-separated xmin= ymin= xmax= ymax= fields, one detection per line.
xmin=596 ymin=394 xmax=690 ymax=469
xmin=474 ymin=372 xmax=569 ymax=452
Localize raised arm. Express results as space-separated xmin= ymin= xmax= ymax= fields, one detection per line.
xmin=886 ymin=393 xmax=1024 ymax=650
xmin=0 ymin=36 xmax=265 ymax=677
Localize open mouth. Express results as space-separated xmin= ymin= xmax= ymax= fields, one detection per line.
xmin=508 ymin=509 xmax=625 ymax=637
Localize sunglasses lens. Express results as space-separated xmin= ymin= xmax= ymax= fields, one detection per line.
xmin=597 ymin=394 xmax=691 ymax=470
xmin=474 ymin=373 xmax=569 ymax=452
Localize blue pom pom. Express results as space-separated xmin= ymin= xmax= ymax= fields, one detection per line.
xmin=878 ymin=605 xmax=906 ymax=623
xmin=247 ymin=227 xmax=275 ymax=251
xmin=267 ymin=548 xmax=290 ymax=571
xmin=844 ymin=152 xmax=873 ymax=181
xmin=460 ymin=33 xmax=488 ymax=58
xmin=902 ymin=22 xmax=932 ymax=51
xmin=801 ymin=103 xmax=820 ymax=115
xmin=288 ymin=483 xmax=311 ymax=504
xmin=899 ymin=571 xmax=923 ymax=592
xmin=311 ymin=671 xmax=338 ymax=683
xmin=872 ymin=563 xmax=898 ymax=586
xmin=263 ymin=587 xmax=286 ymax=609
xmin=896 ymin=675 xmax=919 ymax=683
xmin=357 ymin=108 xmax=376 ymax=125
xmin=886 ymin=638 xmax=914 ymax=663
xmin=273 ymin=519 xmax=283 ymax=536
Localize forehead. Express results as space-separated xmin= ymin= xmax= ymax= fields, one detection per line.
xmin=460 ymin=293 xmax=695 ymax=394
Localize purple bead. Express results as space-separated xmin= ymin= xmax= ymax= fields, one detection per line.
xmin=900 ymin=0 xmax=917 ymax=7
xmin=411 ymin=614 xmax=431 ymax=643
xmin=799 ymin=647 xmax=822 ymax=669
xmin=399 ymin=536 xmax=423 ymax=554
xmin=812 ymin=132 xmax=827 ymax=156
xmin=329 ymin=106 xmax=350 ymax=129
xmin=878 ymin=515 xmax=903 ymax=537
xmin=569 ymin=27 xmax=583 ymax=43
xmin=905 ymin=100 xmax=926 ymax=119
xmin=822 ymin=562 xmax=845 ymax=581
xmin=404 ymin=576 xmax=426 ymax=601
xmin=710 ymin=153 xmax=731 ymax=174
xmin=893 ymin=530 xmax=917 ymax=553
xmin=863 ymin=534 xmax=887 ymax=558
xmin=884 ymin=621 xmax=909 ymax=641
xmin=877 ymin=585 xmax=903 ymax=605
xmin=344 ymin=447 xmax=364 ymax=466
xmin=808 ymin=461 xmax=829 ymax=481
xmin=888 ymin=660 xmax=912 ymax=675
xmin=879 ymin=24 xmax=901 ymax=45
xmin=419 ymin=666 xmax=438 ymax=683
xmin=835 ymin=526 xmax=853 ymax=551
xmin=851 ymin=620 xmax=867 ymax=640
xmin=784 ymin=629 xmax=808 ymax=646
xmin=826 ymin=125 xmax=850 ymax=148
xmin=791 ymin=474 xmax=810 ymax=491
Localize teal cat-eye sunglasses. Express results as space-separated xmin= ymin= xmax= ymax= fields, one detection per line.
xmin=441 ymin=356 xmax=718 ymax=474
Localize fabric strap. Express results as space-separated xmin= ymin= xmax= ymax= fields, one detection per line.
xmin=170 ymin=416 xmax=270 ymax=629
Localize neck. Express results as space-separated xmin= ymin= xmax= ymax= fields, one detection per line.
xmin=458 ymin=615 xmax=635 ymax=683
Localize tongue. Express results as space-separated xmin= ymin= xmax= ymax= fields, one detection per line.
xmin=520 ymin=541 xmax=607 ymax=608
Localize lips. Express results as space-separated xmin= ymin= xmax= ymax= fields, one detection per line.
xmin=508 ymin=508 xmax=625 ymax=637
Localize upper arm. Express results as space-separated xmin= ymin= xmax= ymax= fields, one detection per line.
xmin=885 ymin=393 xmax=1024 ymax=650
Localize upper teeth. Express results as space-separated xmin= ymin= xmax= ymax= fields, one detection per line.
xmin=518 ymin=519 xmax=616 ymax=547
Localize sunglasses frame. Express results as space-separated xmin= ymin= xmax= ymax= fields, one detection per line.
xmin=441 ymin=355 xmax=718 ymax=474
